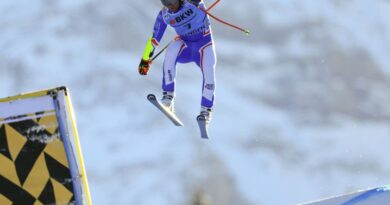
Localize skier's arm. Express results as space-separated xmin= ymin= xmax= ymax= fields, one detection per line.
xmin=139 ymin=11 xmax=168 ymax=75
xmin=188 ymin=0 xmax=202 ymax=7
xmin=189 ymin=0 xmax=210 ymax=9
xmin=198 ymin=1 xmax=206 ymax=10
xmin=142 ymin=11 xmax=167 ymax=61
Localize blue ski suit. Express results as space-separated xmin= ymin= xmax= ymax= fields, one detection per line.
xmin=142 ymin=0 xmax=217 ymax=108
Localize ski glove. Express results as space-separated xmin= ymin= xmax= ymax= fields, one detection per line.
xmin=138 ymin=59 xmax=151 ymax=75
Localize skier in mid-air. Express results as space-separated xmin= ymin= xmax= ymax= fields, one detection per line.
xmin=138 ymin=0 xmax=217 ymax=124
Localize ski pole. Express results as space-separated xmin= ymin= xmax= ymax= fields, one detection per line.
xmin=150 ymin=41 xmax=171 ymax=62
xmin=199 ymin=7 xmax=250 ymax=35
xmin=150 ymin=0 xmax=221 ymax=63
xmin=207 ymin=0 xmax=221 ymax=11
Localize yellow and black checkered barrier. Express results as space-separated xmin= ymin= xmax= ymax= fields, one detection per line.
xmin=0 ymin=87 xmax=91 ymax=205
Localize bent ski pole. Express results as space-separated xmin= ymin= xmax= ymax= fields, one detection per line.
xmin=207 ymin=0 xmax=220 ymax=11
xmin=150 ymin=0 xmax=221 ymax=63
xmin=199 ymin=7 xmax=250 ymax=35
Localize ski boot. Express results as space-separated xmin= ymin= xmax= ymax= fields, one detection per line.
xmin=161 ymin=91 xmax=175 ymax=112
xmin=199 ymin=106 xmax=213 ymax=124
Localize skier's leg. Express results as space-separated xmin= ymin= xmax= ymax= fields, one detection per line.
xmin=162 ymin=39 xmax=184 ymax=93
xmin=161 ymin=39 xmax=185 ymax=110
xmin=198 ymin=42 xmax=217 ymax=122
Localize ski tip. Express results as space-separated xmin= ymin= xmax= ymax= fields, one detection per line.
xmin=175 ymin=123 xmax=184 ymax=127
xmin=147 ymin=94 xmax=156 ymax=101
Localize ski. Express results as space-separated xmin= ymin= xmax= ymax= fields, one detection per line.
xmin=196 ymin=115 xmax=209 ymax=139
xmin=147 ymin=94 xmax=184 ymax=126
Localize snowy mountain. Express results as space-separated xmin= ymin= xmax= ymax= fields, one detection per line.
xmin=1 ymin=0 xmax=390 ymax=204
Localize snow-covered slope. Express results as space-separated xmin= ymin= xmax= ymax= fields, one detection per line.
xmin=1 ymin=0 xmax=390 ymax=205
xmin=303 ymin=185 xmax=390 ymax=205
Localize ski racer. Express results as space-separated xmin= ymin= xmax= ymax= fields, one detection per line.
xmin=138 ymin=0 xmax=217 ymax=124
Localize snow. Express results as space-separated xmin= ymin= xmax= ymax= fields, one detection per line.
xmin=1 ymin=0 xmax=390 ymax=205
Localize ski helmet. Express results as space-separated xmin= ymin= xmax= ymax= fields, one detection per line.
xmin=161 ymin=0 xmax=179 ymax=7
